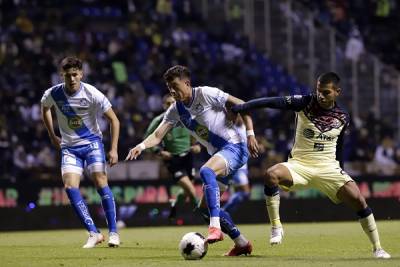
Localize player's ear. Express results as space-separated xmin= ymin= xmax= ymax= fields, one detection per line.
xmin=336 ymin=87 xmax=341 ymax=95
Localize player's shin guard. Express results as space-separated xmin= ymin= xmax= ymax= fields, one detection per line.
xmin=357 ymin=207 xmax=382 ymax=250
xmin=200 ymin=167 xmax=220 ymax=227
xmin=223 ymin=191 xmax=250 ymax=214
xmin=264 ymin=185 xmax=282 ymax=227
xmin=66 ymin=188 xmax=98 ymax=233
xmin=97 ymin=186 xmax=117 ymax=233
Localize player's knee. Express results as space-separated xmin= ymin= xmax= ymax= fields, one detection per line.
xmin=264 ymin=167 xmax=279 ymax=186
xmin=92 ymin=173 xmax=108 ymax=188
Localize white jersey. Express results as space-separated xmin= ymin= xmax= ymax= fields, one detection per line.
xmin=163 ymin=86 xmax=246 ymax=155
xmin=41 ymin=82 xmax=111 ymax=147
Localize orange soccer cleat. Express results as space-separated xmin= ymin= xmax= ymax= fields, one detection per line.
xmin=224 ymin=241 xmax=253 ymax=256
xmin=206 ymin=227 xmax=224 ymax=244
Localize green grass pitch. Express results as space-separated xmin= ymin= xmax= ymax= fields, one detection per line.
xmin=0 ymin=221 xmax=398 ymax=267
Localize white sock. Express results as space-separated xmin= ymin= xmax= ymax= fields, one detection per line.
xmin=359 ymin=214 xmax=381 ymax=250
xmin=210 ymin=216 xmax=221 ymax=229
xmin=233 ymin=234 xmax=248 ymax=247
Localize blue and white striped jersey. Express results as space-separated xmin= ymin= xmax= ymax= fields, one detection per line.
xmin=163 ymin=86 xmax=246 ymax=155
xmin=41 ymin=82 xmax=111 ymax=147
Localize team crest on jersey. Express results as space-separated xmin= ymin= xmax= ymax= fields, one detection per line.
xmin=193 ymin=102 xmax=204 ymax=114
xmin=68 ymin=116 xmax=83 ymax=129
xmin=79 ymin=98 xmax=89 ymax=106
xmin=195 ymin=125 xmax=209 ymax=140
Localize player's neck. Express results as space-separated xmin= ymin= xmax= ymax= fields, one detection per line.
xmin=64 ymin=84 xmax=80 ymax=96
xmin=182 ymin=87 xmax=193 ymax=106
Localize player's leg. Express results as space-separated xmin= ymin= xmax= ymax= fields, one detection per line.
xmin=264 ymin=163 xmax=294 ymax=245
xmin=200 ymin=155 xmax=227 ymax=243
xmin=197 ymin=191 xmax=252 ymax=256
xmin=337 ymin=181 xmax=391 ymax=259
xmin=61 ymin=148 xmax=103 ymax=248
xmin=222 ymin=165 xmax=250 ymax=214
xmin=86 ymin=141 xmax=119 ymax=247
xmin=170 ymin=175 xmax=198 ymax=218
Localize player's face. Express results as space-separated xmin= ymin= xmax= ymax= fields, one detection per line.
xmin=316 ymin=81 xmax=340 ymax=109
xmin=62 ymin=68 xmax=83 ymax=92
xmin=163 ymin=96 xmax=175 ymax=110
xmin=166 ymin=77 xmax=191 ymax=103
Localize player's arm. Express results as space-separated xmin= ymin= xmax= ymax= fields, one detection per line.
xmin=125 ymin=120 xmax=173 ymax=160
xmin=103 ymin=108 xmax=120 ymax=167
xmin=41 ymin=105 xmax=61 ymax=150
xmin=336 ymin=122 xmax=348 ymax=168
xmin=232 ymin=95 xmax=312 ymax=113
xmin=226 ymin=95 xmax=259 ymax=158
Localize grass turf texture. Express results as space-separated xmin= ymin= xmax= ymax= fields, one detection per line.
xmin=0 ymin=221 xmax=398 ymax=267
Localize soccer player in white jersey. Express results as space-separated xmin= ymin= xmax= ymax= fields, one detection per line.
xmin=41 ymin=56 xmax=121 ymax=248
xmin=126 ymin=65 xmax=259 ymax=256
xmin=232 ymin=72 xmax=391 ymax=259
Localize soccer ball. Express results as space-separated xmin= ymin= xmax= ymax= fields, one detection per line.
xmin=179 ymin=232 xmax=208 ymax=260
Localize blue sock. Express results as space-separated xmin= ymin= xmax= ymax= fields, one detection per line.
xmin=200 ymin=167 xmax=220 ymax=217
xmin=97 ymin=186 xmax=117 ymax=233
xmin=66 ymin=188 xmax=98 ymax=233
xmin=198 ymin=207 xmax=241 ymax=239
xmin=223 ymin=191 xmax=250 ymax=213
xmin=264 ymin=185 xmax=279 ymax=196
xmin=219 ymin=209 xmax=241 ymax=239
xmin=357 ymin=206 xmax=372 ymax=218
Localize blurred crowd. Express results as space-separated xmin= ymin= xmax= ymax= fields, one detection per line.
xmin=302 ymin=0 xmax=400 ymax=67
xmin=1 ymin=0 xmax=399 ymax=183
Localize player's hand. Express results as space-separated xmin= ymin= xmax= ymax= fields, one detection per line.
xmin=159 ymin=151 xmax=172 ymax=160
xmin=190 ymin=144 xmax=202 ymax=154
xmin=108 ymin=149 xmax=118 ymax=167
xmin=247 ymin=135 xmax=259 ymax=158
xmin=125 ymin=145 xmax=144 ymax=160
xmin=51 ymin=136 xmax=62 ymax=150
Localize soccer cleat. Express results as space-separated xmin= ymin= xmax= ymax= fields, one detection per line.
xmin=270 ymin=226 xmax=284 ymax=245
xmin=224 ymin=241 xmax=253 ymax=256
xmin=108 ymin=232 xmax=120 ymax=247
xmin=206 ymin=227 xmax=224 ymax=244
xmin=82 ymin=232 xmax=104 ymax=248
xmin=373 ymin=248 xmax=391 ymax=259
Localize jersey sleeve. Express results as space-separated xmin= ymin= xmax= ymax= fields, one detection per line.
xmin=162 ymin=103 xmax=179 ymax=126
xmin=233 ymin=94 xmax=313 ymax=112
xmin=201 ymin=86 xmax=229 ymax=109
xmin=93 ymin=88 xmax=112 ymax=113
xmin=40 ymin=88 xmax=54 ymax=108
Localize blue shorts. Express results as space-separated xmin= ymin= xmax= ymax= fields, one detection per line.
xmin=61 ymin=140 xmax=106 ymax=175
xmin=230 ymin=164 xmax=249 ymax=186
xmin=214 ymin=142 xmax=249 ymax=185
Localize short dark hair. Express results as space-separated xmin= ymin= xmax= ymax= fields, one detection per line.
xmin=163 ymin=65 xmax=191 ymax=83
xmin=60 ymin=56 xmax=83 ymax=71
xmin=317 ymin=72 xmax=340 ymax=87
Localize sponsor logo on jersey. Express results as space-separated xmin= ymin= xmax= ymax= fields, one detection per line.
xmin=195 ymin=125 xmax=209 ymax=140
xmin=315 ymin=132 xmax=335 ymax=141
xmin=68 ymin=116 xmax=83 ymax=129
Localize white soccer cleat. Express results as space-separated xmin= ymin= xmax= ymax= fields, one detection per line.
xmin=373 ymin=248 xmax=391 ymax=259
xmin=82 ymin=232 xmax=104 ymax=248
xmin=269 ymin=226 xmax=284 ymax=245
xmin=108 ymin=232 xmax=120 ymax=247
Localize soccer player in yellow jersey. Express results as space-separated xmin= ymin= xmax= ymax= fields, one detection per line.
xmin=232 ymin=72 xmax=391 ymax=259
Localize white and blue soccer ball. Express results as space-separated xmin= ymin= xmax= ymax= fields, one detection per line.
xmin=179 ymin=232 xmax=208 ymax=260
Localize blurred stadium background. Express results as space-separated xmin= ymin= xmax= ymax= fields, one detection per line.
xmin=1 ymin=0 xmax=400 ymax=231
